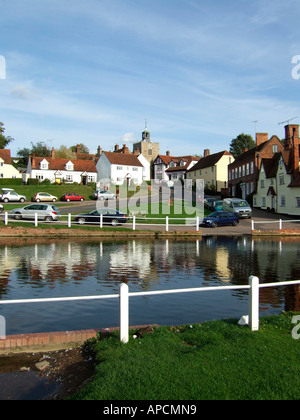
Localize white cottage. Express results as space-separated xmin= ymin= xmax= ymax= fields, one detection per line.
xmin=0 ymin=149 xmax=22 ymax=179
xmin=26 ymin=148 xmax=97 ymax=184
xmin=96 ymin=152 xmax=145 ymax=186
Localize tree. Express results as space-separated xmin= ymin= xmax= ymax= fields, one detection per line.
xmin=0 ymin=122 xmax=14 ymax=149
xmin=17 ymin=141 xmax=50 ymax=164
xmin=229 ymin=133 xmax=255 ymax=158
xmin=55 ymin=145 xmax=76 ymax=160
xmin=71 ymin=143 xmax=89 ymax=154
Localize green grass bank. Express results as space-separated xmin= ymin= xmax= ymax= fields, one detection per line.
xmin=73 ymin=312 xmax=300 ymax=400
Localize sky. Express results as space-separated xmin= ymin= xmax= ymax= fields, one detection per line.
xmin=1 ymin=0 xmax=300 ymax=157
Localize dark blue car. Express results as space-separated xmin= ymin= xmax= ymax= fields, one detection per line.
xmin=201 ymin=211 xmax=239 ymax=228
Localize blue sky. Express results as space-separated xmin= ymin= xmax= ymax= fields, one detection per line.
xmin=1 ymin=0 xmax=300 ymax=157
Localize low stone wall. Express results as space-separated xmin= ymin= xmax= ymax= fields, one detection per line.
xmin=252 ymin=229 xmax=300 ymax=236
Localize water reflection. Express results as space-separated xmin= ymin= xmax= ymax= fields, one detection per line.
xmin=0 ymin=236 xmax=299 ymax=334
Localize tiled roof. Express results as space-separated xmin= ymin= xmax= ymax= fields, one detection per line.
xmin=31 ymin=157 xmax=97 ymax=172
xmin=165 ymin=156 xmax=200 ymax=172
xmin=103 ymin=152 xmax=143 ymax=167
xmin=0 ymin=149 xmax=12 ymax=164
xmin=187 ymin=151 xmax=232 ymax=172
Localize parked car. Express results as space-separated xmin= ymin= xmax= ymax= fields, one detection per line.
xmin=200 ymin=211 xmax=239 ymax=228
xmin=0 ymin=188 xmax=26 ymax=203
xmin=33 ymin=192 xmax=58 ymax=202
xmin=94 ymin=190 xmax=117 ymax=200
xmin=61 ymin=193 xmax=85 ymax=202
xmin=10 ymin=204 xmax=60 ymax=221
xmin=74 ymin=208 xmax=127 ymax=226
xmin=223 ymin=198 xmax=252 ymax=219
xmin=204 ymin=197 xmax=216 ymax=209
xmin=210 ymin=200 xmax=223 ymax=212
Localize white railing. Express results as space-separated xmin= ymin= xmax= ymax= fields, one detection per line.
xmin=1 ymin=277 xmax=300 ymax=343
xmin=252 ymin=218 xmax=300 ymax=231
xmin=1 ymin=212 xmax=202 ymax=231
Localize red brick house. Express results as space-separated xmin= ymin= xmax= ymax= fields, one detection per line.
xmin=228 ymin=133 xmax=284 ymax=199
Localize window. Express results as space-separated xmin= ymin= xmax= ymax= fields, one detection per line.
xmin=246 ymin=164 xmax=250 ymax=175
xmin=262 ymin=197 xmax=266 ymax=207
xmin=132 ymin=167 xmax=138 ymax=171
xmin=279 ymin=175 xmax=285 ymax=185
xmin=296 ymin=198 xmax=300 ymax=208
xmin=239 ymin=167 xmax=242 ymax=178
xmin=280 ymin=196 xmax=286 ymax=207
xmin=250 ymin=162 xmax=254 ymax=174
xmin=242 ymin=165 xmax=245 ymax=176
xmin=261 ymin=180 xmax=265 ymax=188
xmin=117 ymin=166 xmax=123 ymax=170
xmin=66 ymin=175 xmax=73 ymax=182
xmin=273 ymin=145 xmax=278 ymax=153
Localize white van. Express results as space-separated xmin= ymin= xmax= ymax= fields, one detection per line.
xmin=223 ymin=198 xmax=252 ymax=219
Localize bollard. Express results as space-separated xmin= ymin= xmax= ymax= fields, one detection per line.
xmin=249 ymin=276 xmax=260 ymax=331
xmin=119 ymin=283 xmax=129 ymax=343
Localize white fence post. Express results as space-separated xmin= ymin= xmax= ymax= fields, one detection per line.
xmin=252 ymin=220 xmax=255 ymax=231
xmin=120 ymin=283 xmax=129 ymax=344
xmin=249 ymin=276 xmax=260 ymax=331
xmin=166 ymin=216 xmax=169 ymax=232
xmin=196 ymin=217 xmax=199 ymax=232
xmin=68 ymin=213 xmax=71 ymax=228
xmin=279 ymin=219 xmax=282 ymax=230
xmin=100 ymin=214 xmax=103 ymax=228
xmin=4 ymin=212 xmax=8 ymax=226
xmin=35 ymin=213 xmax=38 ymax=227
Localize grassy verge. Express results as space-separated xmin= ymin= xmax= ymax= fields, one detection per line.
xmin=73 ymin=313 xmax=300 ymax=400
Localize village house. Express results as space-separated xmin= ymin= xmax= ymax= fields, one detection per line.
xmin=96 ymin=151 xmax=146 ymax=186
xmin=26 ymin=148 xmax=97 ymax=184
xmin=186 ymin=149 xmax=234 ymax=193
xmin=0 ymin=149 xmax=22 ymax=179
xmin=254 ymin=124 xmax=300 ymax=216
xmin=228 ymin=133 xmax=284 ymax=199
xmin=153 ymin=152 xmax=200 ymax=182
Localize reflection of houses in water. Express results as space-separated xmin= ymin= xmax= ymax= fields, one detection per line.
xmin=0 ymin=238 xmax=299 ymax=312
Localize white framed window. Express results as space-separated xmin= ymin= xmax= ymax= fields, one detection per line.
xmin=280 ymin=195 xmax=286 ymax=207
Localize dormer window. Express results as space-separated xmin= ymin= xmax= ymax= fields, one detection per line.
xmin=40 ymin=159 xmax=49 ymax=170
xmin=65 ymin=161 xmax=74 ymax=171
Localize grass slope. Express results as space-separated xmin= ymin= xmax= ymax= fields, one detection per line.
xmin=73 ymin=313 xmax=300 ymax=400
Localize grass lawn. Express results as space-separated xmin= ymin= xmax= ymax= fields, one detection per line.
xmin=0 ymin=184 xmax=95 ymax=201
xmin=73 ymin=313 xmax=300 ymax=400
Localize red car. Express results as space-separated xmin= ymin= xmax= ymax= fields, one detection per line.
xmin=61 ymin=193 xmax=85 ymax=202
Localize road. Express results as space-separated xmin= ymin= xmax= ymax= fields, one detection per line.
xmin=60 ymin=202 xmax=300 ymax=235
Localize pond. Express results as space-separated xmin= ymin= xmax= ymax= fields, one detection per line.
xmin=0 ymin=236 xmax=299 ymax=336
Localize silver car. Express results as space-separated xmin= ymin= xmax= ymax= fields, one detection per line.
xmin=94 ymin=190 xmax=117 ymax=200
xmin=10 ymin=204 xmax=60 ymax=221
xmin=1 ymin=188 xmax=26 ymax=203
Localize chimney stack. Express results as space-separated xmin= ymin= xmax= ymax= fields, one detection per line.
xmin=285 ymin=125 xmax=300 ymax=179
xmin=256 ymin=133 xmax=268 ymax=147
xmin=97 ymin=146 xmax=102 ymax=156
xmin=166 ymin=151 xmax=170 ymax=156
xmin=204 ymin=149 xmax=210 ymax=158
xmin=51 ymin=147 xmax=55 ymax=160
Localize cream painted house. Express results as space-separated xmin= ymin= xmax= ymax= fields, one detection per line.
xmin=0 ymin=149 xmax=22 ymax=179
xmin=254 ymin=124 xmax=300 ymax=216
xmin=186 ymin=149 xmax=234 ymax=192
